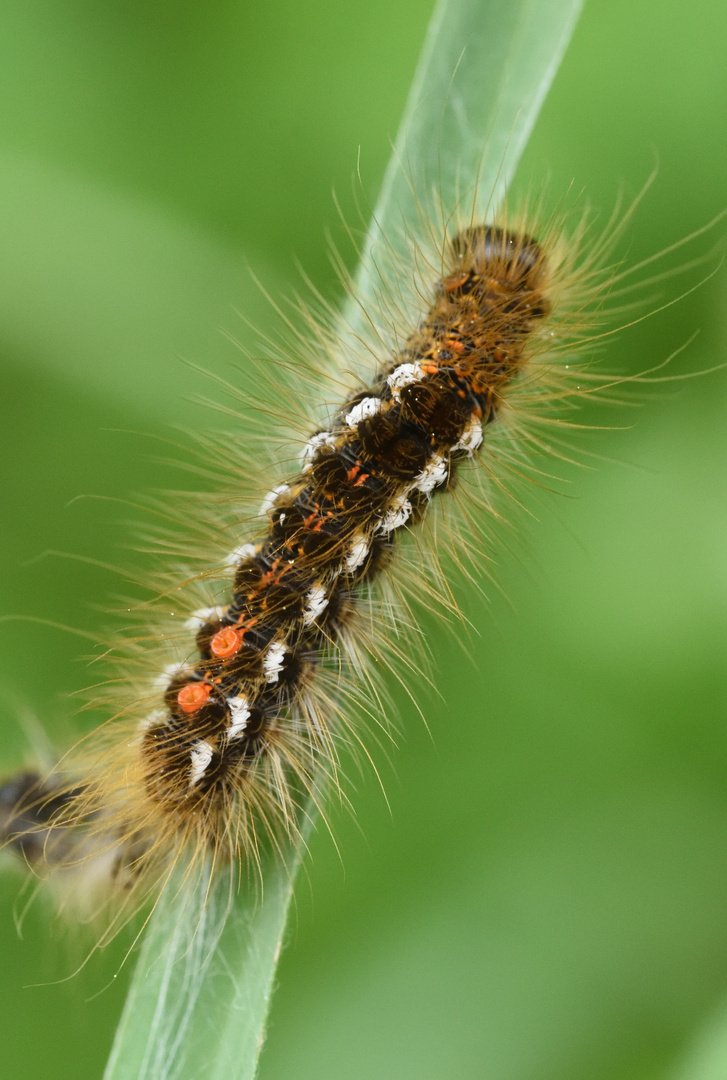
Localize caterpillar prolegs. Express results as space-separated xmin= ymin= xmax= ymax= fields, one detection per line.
xmin=0 ymin=214 xmax=605 ymax=916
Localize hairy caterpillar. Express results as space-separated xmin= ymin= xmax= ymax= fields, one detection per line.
xmin=0 ymin=212 xmax=586 ymax=917
xmin=5 ymin=176 xmax=717 ymax=952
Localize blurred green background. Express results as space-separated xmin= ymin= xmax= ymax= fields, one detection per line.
xmin=0 ymin=1 xmax=726 ymax=1078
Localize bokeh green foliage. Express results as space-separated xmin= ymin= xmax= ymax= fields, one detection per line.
xmin=0 ymin=1 xmax=725 ymax=1079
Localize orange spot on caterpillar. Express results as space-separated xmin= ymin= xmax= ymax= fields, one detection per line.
xmin=346 ymin=463 xmax=371 ymax=486
xmin=177 ymin=682 xmax=211 ymax=714
xmin=436 ymin=337 xmax=467 ymax=360
xmin=210 ymin=627 xmax=242 ymax=658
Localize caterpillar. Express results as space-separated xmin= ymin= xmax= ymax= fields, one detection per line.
xmin=0 ymin=207 xmax=601 ymax=924
xmin=3 ymin=165 xmax=720 ymax=958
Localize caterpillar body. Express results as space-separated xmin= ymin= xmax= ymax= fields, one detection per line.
xmin=0 ymin=210 xmax=610 ymax=922
xmin=144 ymin=227 xmax=549 ymax=825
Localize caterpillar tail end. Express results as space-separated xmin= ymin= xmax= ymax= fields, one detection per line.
xmin=0 ymin=770 xmax=79 ymax=868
